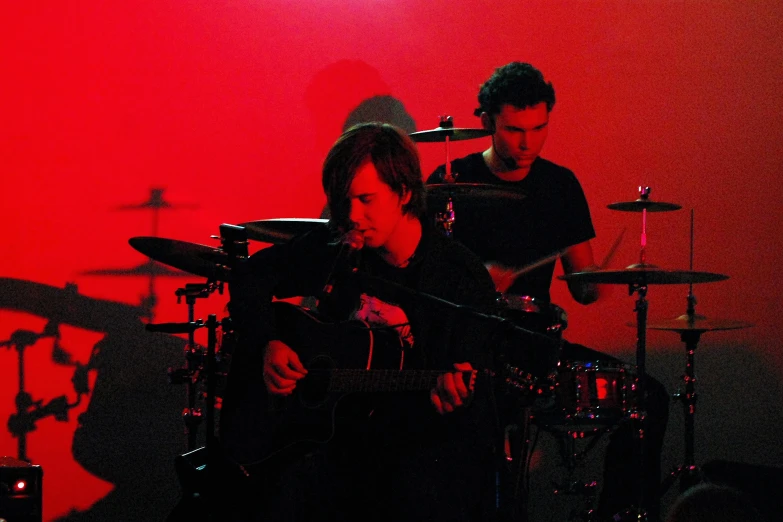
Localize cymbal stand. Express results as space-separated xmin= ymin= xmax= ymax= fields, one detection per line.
xmin=619 ymin=279 xmax=651 ymax=521
xmin=149 ymin=312 xmax=226 ymax=514
xmin=171 ymin=282 xmax=219 ymax=450
xmin=659 ymin=294 xmax=703 ymax=495
xmin=435 ymin=115 xmax=457 ymax=236
xmin=660 ymin=210 xmax=705 ymax=493
xmin=622 ymin=187 xmax=655 ymax=520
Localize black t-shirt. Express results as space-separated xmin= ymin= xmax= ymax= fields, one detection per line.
xmin=427 ymin=152 xmax=595 ymax=301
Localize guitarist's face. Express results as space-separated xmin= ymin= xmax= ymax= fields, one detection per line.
xmin=346 ymin=161 xmax=412 ymax=251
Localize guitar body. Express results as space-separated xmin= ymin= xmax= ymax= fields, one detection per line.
xmin=248 ymin=302 xmax=407 ymax=468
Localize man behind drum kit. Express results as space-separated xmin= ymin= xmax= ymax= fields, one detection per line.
xmin=426 ymin=62 xmax=670 ymax=521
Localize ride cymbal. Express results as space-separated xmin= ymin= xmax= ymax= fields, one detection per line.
xmin=558 ymin=264 xmax=729 ymax=285
xmin=409 ymin=127 xmax=491 ymax=143
xmin=128 ymin=237 xmax=233 ymax=281
xmin=238 ymin=218 xmax=329 ymax=243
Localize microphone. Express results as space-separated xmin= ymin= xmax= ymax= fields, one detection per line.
xmin=321 ymin=229 xmax=364 ymax=298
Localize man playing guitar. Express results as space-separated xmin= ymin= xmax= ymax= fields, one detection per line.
xmin=219 ymin=122 xmax=503 ymax=521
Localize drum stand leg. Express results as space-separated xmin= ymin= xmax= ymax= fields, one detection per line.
xmin=660 ymin=329 xmax=703 ymax=495
xmin=609 ymin=282 xmax=652 ymax=522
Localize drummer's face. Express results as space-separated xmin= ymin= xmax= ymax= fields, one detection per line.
xmin=346 ymin=160 xmax=410 ymax=250
xmin=484 ymin=102 xmax=549 ymax=171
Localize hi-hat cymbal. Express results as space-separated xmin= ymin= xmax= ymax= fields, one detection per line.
xmin=426 ymin=183 xmax=526 ymax=202
xmin=409 ymin=127 xmax=491 ymax=143
xmin=607 ymin=199 xmax=682 ymax=212
xmin=628 ymin=314 xmax=753 ymax=333
xmin=128 ymin=237 xmax=233 ymax=281
xmin=0 ymin=278 xmax=145 ymax=331
xmin=81 ymin=259 xmax=193 ymax=277
xmin=559 ymin=264 xmax=729 ymax=285
xmin=238 ymin=218 xmax=329 ymax=243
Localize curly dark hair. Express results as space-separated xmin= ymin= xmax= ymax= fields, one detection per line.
xmin=474 ymin=62 xmax=556 ymax=117
xmin=322 ymin=122 xmax=426 ymax=229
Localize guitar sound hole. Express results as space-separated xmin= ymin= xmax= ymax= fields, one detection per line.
xmin=298 ymin=355 xmax=334 ymax=408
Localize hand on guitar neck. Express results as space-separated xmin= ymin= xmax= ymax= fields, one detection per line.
xmin=430 ymin=361 xmax=476 ymax=415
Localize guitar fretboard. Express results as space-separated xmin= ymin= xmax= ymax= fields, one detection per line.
xmin=316 ymin=369 xmax=461 ymax=393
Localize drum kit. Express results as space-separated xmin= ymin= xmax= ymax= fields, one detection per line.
xmin=119 ymin=121 xmax=752 ymax=521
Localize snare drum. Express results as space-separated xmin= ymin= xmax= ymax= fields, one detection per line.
xmin=535 ymin=360 xmax=638 ymax=432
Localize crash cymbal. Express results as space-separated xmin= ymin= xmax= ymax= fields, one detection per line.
xmin=558 ymin=264 xmax=729 ymax=285
xmin=81 ymin=259 xmax=193 ymax=277
xmin=238 ymin=218 xmax=329 ymax=243
xmin=0 ymin=278 xmax=145 ymax=332
xmin=607 ymin=199 xmax=682 ymax=212
xmin=426 ymin=183 xmax=526 ymax=202
xmin=634 ymin=314 xmax=754 ymax=333
xmin=409 ymin=127 xmax=491 ymax=143
xmin=128 ymin=237 xmax=233 ymax=281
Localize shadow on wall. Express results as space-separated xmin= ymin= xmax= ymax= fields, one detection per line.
xmin=0 ymin=278 xmax=187 ymax=522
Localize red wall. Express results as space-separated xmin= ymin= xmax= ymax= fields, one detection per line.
xmin=2 ymin=1 xmax=782 ymax=519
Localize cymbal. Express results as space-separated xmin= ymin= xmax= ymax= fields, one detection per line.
xmin=558 ymin=264 xmax=729 ymax=285
xmin=409 ymin=127 xmax=491 ymax=143
xmin=426 ymin=183 xmax=526 ymax=202
xmin=629 ymin=314 xmax=753 ymax=333
xmin=238 ymin=218 xmax=329 ymax=243
xmin=607 ymin=199 xmax=682 ymax=212
xmin=128 ymin=237 xmax=233 ymax=281
xmin=0 ymin=278 xmax=145 ymax=332
xmin=81 ymin=259 xmax=193 ymax=277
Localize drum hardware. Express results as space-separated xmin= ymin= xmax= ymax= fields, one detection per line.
xmin=148 ymin=313 xmax=231 ymax=509
xmin=649 ymin=210 xmax=752 ymax=495
xmin=135 ymin=224 xmax=248 ymax=451
xmin=535 ymin=361 xmax=638 ymax=433
xmin=238 ymin=218 xmax=329 ymax=244
xmin=413 ymin=116 xmax=495 ymax=237
xmin=560 ymin=190 xmax=730 ymax=521
xmin=426 ymin=183 xmax=526 ymax=237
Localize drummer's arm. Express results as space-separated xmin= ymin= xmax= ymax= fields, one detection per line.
xmin=561 ymin=240 xmax=601 ymax=305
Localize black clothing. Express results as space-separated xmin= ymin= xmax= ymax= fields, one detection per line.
xmin=428 ymin=154 xmax=669 ymax=521
xmin=428 ymin=153 xmax=595 ymax=301
xmin=219 ymin=222 xmax=502 ymax=522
